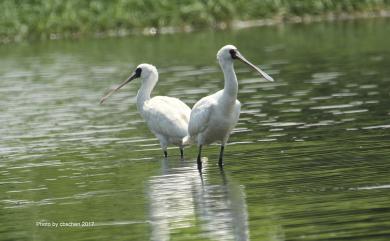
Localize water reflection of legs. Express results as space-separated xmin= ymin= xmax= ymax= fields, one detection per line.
xmin=194 ymin=169 xmax=249 ymax=241
xmin=149 ymin=159 xmax=203 ymax=241
xmin=160 ymin=157 xmax=169 ymax=175
xmin=148 ymin=160 xmax=249 ymax=240
xmin=219 ymin=167 xmax=227 ymax=185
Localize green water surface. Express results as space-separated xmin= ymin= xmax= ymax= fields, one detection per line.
xmin=1 ymin=19 xmax=390 ymax=241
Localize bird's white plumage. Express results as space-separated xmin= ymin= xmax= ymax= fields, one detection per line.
xmin=188 ymin=90 xmax=241 ymax=145
xmin=187 ymin=45 xmax=242 ymax=147
xmin=141 ymin=95 xmax=190 ymax=148
xmin=101 ymin=63 xmax=191 ymax=156
xmin=188 ymin=95 xmax=213 ymax=138
xmin=187 ymin=44 xmax=273 ymax=168
xmin=134 ymin=64 xmax=191 ymax=152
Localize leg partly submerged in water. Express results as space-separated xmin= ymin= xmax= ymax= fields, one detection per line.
xmin=180 ymin=146 xmax=184 ymax=159
xmin=197 ymin=145 xmax=203 ymax=171
xmin=218 ymin=144 xmax=225 ymax=168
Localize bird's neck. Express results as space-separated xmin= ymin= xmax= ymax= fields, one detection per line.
xmin=136 ymin=75 xmax=157 ymax=112
xmin=220 ymin=60 xmax=238 ymax=102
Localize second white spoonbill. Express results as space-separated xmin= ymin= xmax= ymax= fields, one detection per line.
xmin=100 ymin=64 xmax=191 ymax=158
xmin=186 ymin=45 xmax=274 ymax=170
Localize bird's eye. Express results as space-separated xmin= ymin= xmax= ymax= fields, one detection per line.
xmin=135 ymin=67 xmax=142 ymax=77
xmin=229 ymin=49 xmax=237 ymax=59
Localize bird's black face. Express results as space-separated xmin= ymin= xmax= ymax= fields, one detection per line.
xmin=229 ymin=49 xmax=238 ymax=59
xmin=134 ymin=67 xmax=142 ymax=78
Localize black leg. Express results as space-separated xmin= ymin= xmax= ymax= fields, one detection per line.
xmin=197 ymin=145 xmax=202 ymax=171
xmin=164 ymin=150 xmax=168 ymax=158
xmin=218 ymin=145 xmax=225 ymax=168
xmin=180 ymin=147 xmax=184 ymax=159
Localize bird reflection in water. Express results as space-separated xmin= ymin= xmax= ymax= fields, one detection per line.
xmin=148 ymin=159 xmax=249 ymax=241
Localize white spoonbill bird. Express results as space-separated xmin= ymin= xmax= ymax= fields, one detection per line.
xmin=186 ymin=45 xmax=274 ymax=170
xmin=100 ymin=64 xmax=191 ymax=158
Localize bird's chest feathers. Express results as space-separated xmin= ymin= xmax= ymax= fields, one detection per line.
xmin=217 ymin=98 xmax=237 ymax=117
xmin=205 ymin=113 xmax=235 ymax=142
xmin=210 ymin=103 xmax=237 ymax=129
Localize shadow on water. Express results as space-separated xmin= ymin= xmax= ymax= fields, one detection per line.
xmin=148 ymin=158 xmax=249 ymax=241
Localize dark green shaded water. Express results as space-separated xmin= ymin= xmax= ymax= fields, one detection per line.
xmin=1 ymin=19 xmax=390 ymax=241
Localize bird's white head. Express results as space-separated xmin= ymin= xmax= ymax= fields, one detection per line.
xmin=136 ymin=63 xmax=158 ymax=81
xmin=216 ymin=44 xmax=274 ymax=82
xmin=100 ymin=63 xmax=158 ymax=104
xmin=217 ymin=44 xmax=238 ymax=62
